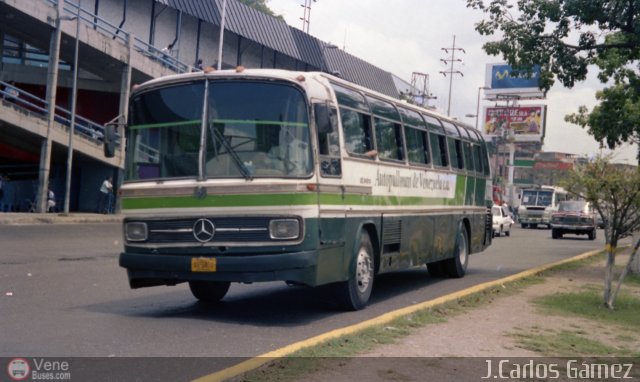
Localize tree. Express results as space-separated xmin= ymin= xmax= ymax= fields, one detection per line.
xmin=561 ymin=156 xmax=640 ymax=309
xmin=466 ymin=0 xmax=640 ymax=155
xmin=237 ymin=0 xmax=281 ymax=19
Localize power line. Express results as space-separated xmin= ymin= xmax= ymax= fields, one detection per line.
xmin=409 ymin=72 xmax=437 ymax=107
xmin=300 ymin=0 xmax=317 ymax=33
xmin=439 ymin=35 xmax=465 ymax=116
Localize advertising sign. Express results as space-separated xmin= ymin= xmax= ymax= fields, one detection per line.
xmin=484 ymin=63 xmax=545 ymax=100
xmin=482 ymin=105 xmax=546 ymax=143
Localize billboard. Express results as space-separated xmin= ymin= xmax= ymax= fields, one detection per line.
xmin=482 ymin=105 xmax=546 ymax=143
xmin=484 ymin=63 xmax=545 ymax=100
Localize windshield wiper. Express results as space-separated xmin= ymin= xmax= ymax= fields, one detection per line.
xmin=210 ymin=125 xmax=253 ymax=180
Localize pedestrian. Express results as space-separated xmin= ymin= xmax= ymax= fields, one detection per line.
xmin=97 ymin=176 xmax=113 ymax=214
xmin=47 ymin=188 xmax=56 ymax=213
xmin=195 ymin=58 xmax=203 ymax=71
xmin=161 ymin=43 xmax=174 ymax=59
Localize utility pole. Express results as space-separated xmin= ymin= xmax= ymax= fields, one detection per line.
xmin=410 ymin=72 xmax=437 ymax=107
xmin=300 ymin=0 xmax=316 ymax=33
xmin=37 ymin=0 xmax=64 ymax=213
xmin=440 ymin=35 xmax=465 ymax=117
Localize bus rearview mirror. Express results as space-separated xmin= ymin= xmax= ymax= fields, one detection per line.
xmin=314 ymin=103 xmax=332 ymax=134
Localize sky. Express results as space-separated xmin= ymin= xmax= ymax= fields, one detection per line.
xmin=268 ymin=0 xmax=638 ymax=164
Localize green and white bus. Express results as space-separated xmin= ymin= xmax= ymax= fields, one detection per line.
xmin=106 ymin=68 xmax=493 ymax=310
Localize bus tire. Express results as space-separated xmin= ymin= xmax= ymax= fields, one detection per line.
xmin=335 ymin=231 xmax=374 ymax=311
xmin=443 ymin=223 xmax=469 ymax=278
xmin=188 ymin=280 xmax=231 ymax=303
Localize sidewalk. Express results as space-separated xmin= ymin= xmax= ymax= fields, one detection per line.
xmin=231 ymin=250 xmax=640 ymax=382
xmin=0 ymin=212 xmax=122 ymax=225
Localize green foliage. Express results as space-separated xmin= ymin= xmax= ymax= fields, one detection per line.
xmin=561 ymin=156 xmax=640 ymax=245
xmin=534 ymin=288 xmax=640 ymax=330
xmin=510 ymin=328 xmax=640 ymax=356
xmin=237 ymin=0 xmax=280 ymax=18
xmin=467 ymin=0 xmax=640 ymax=152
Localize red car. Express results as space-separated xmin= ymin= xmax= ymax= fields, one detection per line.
xmin=550 ymin=201 xmax=597 ymax=240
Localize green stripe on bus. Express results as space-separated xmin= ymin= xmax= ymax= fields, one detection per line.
xmin=121 ymin=193 xmax=317 ymax=209
xmin=129 ymin=120 xmax=201 ymax=130
xmin=211 ymin=119 xmax=308 ymax=127
xmin=128 ymin=119 xmax=308 ymax=131
xmin=121 ymin=190 xmax=473 ymax=210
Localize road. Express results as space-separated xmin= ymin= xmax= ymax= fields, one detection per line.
xmin=1 ymin=224 xmax=605 ymax=364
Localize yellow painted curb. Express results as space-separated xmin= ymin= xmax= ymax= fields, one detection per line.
xmin=193 ymin=248 xmax=605 ymax=382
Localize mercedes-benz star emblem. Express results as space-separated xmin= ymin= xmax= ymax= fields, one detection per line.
xmin=193 ymin=218 xmax=215 ymax=243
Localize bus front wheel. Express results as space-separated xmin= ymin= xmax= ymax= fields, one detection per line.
xmin=189 ymin=280 xmax=231 ymax=303
xmin=443 ymin=223 xmax=469 ymax=278
xmin=335 ymin=231 xmax=375 ymax=311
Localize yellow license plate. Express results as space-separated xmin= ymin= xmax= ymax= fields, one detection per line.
xmin=191 ymin=257 xmax=217 ymax=272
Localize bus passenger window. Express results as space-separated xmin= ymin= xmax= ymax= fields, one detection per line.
xmin=429 ymin=133 xmax=448 ymax=167
xmin=473 ymin=145 xmax=484 ymax=174
xmin=341 ymin=109 xmax=373 ymax=157
xmin=375 ymin=118 xmax=404 ymax=161
xmin=448 ymin=138 xmax=463 ymax=170
xmin=405 ymin=126 xmax=430 ymax=165
xmin=463 ymin=142 xmax=475 ymax=172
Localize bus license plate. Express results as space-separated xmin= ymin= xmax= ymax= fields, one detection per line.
xmin=191 ymin=257 xmax=217 ymax=272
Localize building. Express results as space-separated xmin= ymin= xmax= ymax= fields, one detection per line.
xmin=0 ymin=0 xmax=402 ymax=213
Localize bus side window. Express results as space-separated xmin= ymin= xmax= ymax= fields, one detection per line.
xmin=405 ymin=126 xmax=430 ymax=165
xmin=375 ymin=118 xmax=404 ymax=161
xmin=315 ymin=103 xmax=341 ymax=177
xmin=448 ymin=138 xmax=464 ymax=170
xmin=341 ymin=108 xmax=374 ymax=158
xmin=481 ymin=144 xmax=491 ymax=176
xmin=472 ymin=144 xmax=483 ymax=174
xmin=429 ymin=133 xmax=449 ymax=167
xmin=463 ymin=142 xmax=474 ymax=172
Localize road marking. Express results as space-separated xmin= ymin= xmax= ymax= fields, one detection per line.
xmin=192 ymin=248 xmax=604 ymax=382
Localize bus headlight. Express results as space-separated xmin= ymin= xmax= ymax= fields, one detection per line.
xmin=269 ymin=219 xmax=300 ymax=240
xmin=125 ymin=222 xmax=148 ymax=242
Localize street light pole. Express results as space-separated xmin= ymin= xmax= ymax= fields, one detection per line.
xmin=475 ymin=86 xmax=488 ymax=131
xmin=63 ymin=5 xmax=81 ymax=215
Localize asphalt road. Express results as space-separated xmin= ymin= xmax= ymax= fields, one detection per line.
xmin=1 ymin=223 xmax=605 ymax=361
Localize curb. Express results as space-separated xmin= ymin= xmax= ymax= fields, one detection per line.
xmin=192 ymin=248 xmax=605 ymax=382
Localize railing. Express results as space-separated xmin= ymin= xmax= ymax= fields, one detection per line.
xmin=45 ymin=0 xmax=191 ymax=73
xmin=0 ymin=80 xmax=119 ymax=147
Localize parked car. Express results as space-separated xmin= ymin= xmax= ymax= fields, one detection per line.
xmin=492 ymin=204 xmax=513 ymax=237
xmin=550 ymin=200 xmax=597 ymax=240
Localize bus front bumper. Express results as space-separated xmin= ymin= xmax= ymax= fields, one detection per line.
xmin=119 ymin=250 xmax=320 ymax=289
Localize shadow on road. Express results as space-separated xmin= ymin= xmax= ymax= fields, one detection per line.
xmin=82 ymin=267 xmax=448 ymax=326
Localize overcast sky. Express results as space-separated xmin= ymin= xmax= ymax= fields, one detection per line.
xmin=268 ymin=0 xmax=638 ymax=164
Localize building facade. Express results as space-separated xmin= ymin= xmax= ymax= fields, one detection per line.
xmin=0 ymin=0 xmax=401 ymax=213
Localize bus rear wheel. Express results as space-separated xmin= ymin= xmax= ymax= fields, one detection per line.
xmin=335 ymin=231 xmax=374 ymax=311
xmin=189 ymin=280 xmax=231 ymax=303
xmin=443 ymin=223 xmax=469 ymax=278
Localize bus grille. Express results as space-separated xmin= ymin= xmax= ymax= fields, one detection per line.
xmin=144 ymin=217 xmax=273 ymax=243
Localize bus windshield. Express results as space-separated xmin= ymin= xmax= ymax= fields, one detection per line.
xmin=126 ymin=79 xmax=311 ymax=181
xmin=521 ymin=190 xmax=553 ymax=207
